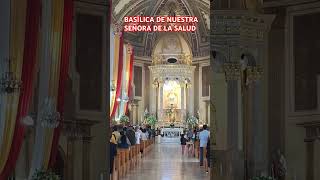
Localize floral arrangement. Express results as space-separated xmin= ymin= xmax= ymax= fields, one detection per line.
xmin=251 ymin=176 xmax=274 ymax=180
xmin=186 ymin=115 xmax=198 ymax=126
xmin=31 ymin=169 xmax=60 ymax=180
xmin=119 ymin=115 xmax=129 ymax=124
xmin=146 ymin=114 xmax=158 ymax=127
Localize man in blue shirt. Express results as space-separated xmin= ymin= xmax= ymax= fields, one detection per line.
xmin=199 ymin=125 xmax=210 ymax=166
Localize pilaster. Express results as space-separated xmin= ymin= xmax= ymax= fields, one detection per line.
xmin=212 ymin=9 xmax=275 ymax=180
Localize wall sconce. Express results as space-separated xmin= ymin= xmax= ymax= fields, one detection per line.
xmin=0 ymin=58 xmax=22 ymax=94
xmin=111 ymin=80 xmax=116 ymax=91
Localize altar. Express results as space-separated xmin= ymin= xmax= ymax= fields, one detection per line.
xmin=161 ymin=128 xmax=184 ymax=137
xmin=160 ymin=127 xmax=184 ymax=143
xmin=148 ymin=34 xmax=196 ymax=127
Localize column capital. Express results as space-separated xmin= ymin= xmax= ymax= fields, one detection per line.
xmin=224 ymin=62 xmax=241 ymax=81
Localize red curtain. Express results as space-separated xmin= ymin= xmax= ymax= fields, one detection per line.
xmin=110 ymin=32 xmax=124 ymax=118
xmin=48 ymin=0 xmax=74 ymax=168
xmin=125 ymin=49 xmax=134 ymax=115
xmin=0 ymin=0 xmax=41 ymax=178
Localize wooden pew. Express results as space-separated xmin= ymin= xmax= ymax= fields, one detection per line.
xmin=194 ymin=141 xmax=199 ymax=158
xmin=115 ymin=140 xmax=154 ymax=179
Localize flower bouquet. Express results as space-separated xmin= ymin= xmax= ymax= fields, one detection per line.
xmin=119 ymin=115 xmax=129 ymax=124
xmin=31 ymin=169 xmax=60 ymax=180
xmin=186 ymin=115 xmax=198 ymax=127
xmin=146 ymin=114 xmax=158 ymax=128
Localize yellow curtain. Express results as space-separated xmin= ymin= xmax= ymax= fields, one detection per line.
xmin=42 ymin=0 xmax=64 ymax=169
xmin=0 ymin=0 xmax=27 ymax=172
xmin=110 ymin=31 xmax=121 ymax=117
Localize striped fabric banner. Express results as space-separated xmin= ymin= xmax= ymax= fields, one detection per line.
xmin=124 ymin=47 xmax=134 ymax=114
xmin=42 ymin=0 xmax=64 ymax=169
xmin=0 ymin=0 xmax=28 ymax=173
xmin=122 ymin=44 xmax=133 ymax=115
xmin=28 ymin=0 xmax=64 ymax=176
xmin=0 ymin=0 xmax=11 ymax=150
xmin=110 ymin=30 xmax=124 ymax=118
xmin=110 ymin=29 xmax=122 ymax=118
xmin=118 ymin=44 xmax=129 ymax=118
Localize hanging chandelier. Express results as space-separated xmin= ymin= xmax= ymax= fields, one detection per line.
xmin=39 ymin=98 xmax=60 ymax=128
xmin=0 ymin=58 xmax=22 ymax=94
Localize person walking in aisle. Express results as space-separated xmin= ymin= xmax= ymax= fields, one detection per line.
xmin=199 ymin=125 xmax=210 ymax=166
xmin=180 ymin=133 xmax=188 ymax=155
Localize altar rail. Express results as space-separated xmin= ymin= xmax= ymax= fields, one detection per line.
xmin=111 ymin=139 xmax=154 ymax=180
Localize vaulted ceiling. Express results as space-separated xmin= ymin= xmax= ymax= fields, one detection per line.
xmin=112 ymin=0 xmax=210 ymax=57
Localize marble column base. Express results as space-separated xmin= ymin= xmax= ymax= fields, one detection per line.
xmin=212 ymin=150 xmax=244 ymax=180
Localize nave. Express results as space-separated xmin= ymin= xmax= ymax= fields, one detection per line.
xmin=121 ymin=143 xmax=210 ymax=180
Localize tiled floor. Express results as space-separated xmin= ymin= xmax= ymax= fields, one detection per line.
xmin=121 ymin=141 xmax=210 ymax=180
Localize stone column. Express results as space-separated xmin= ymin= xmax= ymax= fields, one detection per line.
xmin=67 ymin=137 xmax=75 ymax=180
xmin=82 ymin=136 xmax=92 ymax=180
xmin=305 ymin=139 xmax=315 ymax=180
xmin=158 ymin=84 xmax=163 ymax=119
xmin=130 ymin=104 xmax=136 ymax=124
xmin=188 ymin=75 xmax=195 ymax=115
xmin=181 ymin=86 xmax=184 ymax=111
xmin=224 ymin=62 xmax=243 ymax=178
xmin=150 ymin=75 xmax=156 ymax=114
xmin=317 ymin=75 xmax=320 ymax=111
xmin=207 ymin=102 xmax=210 ymax=125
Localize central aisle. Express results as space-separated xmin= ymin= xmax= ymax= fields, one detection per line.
xmin=122 ymin=142 xmax=210 ymax=180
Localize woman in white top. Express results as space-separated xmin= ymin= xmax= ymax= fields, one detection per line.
xmin=135 ymin=127 xmax=141 ymax=144
xmin=141 ymin=128 xmax=148 ymax=140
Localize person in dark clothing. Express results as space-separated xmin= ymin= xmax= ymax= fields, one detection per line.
xmin=180 ymin=134 xmax=187 ymax=155
xmin=206 ymin=138 xmax=211 ymax=173
xmin=126 ymin=126 xmax=136 ymax=145
xmin=118 ymin=131 xmax=130 ymax=149
xmin=110 ymin=133 xmax=117 ymax=174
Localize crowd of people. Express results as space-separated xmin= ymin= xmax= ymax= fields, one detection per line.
xmin=110 ymin=123 xmax=211 ymax=174
xmin=109 ymin=124 xmax=155 ymax=174
xmin=180 ymin=125 xmax=211 ymax=173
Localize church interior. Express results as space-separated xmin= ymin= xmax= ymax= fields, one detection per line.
xmin=0 ymin=0 xmax=320 ymax=180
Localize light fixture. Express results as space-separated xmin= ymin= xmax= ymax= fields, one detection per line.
xmin=0 ymin=58 xmax=22 ymax=94
xmin=153 ymin=78 xmax=159 ymax=88
xmin=185 ymin=78 xmax=192 ymax=88
xmin=111 ymin=80 xmax=116 ymax=91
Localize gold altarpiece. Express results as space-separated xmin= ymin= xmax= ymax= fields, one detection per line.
xmin=149 ymin=54 xmax=195 ymax=127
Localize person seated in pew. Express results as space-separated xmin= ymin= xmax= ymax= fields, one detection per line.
xmin=126 ymin=126 xmax=136 ymax=145
xmin=118 ymin=131 xmax=131 ymax=149
xmin=141 ymin=128 xmax=148 ymax=141
xmin=110 ymin=130 xmax=118 ymax=175
xmin=140 ymin=128 xmax=148 ymax=156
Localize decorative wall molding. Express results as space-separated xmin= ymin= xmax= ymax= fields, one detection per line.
xmin=149 ymin=65 xmax=196 ymax=80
